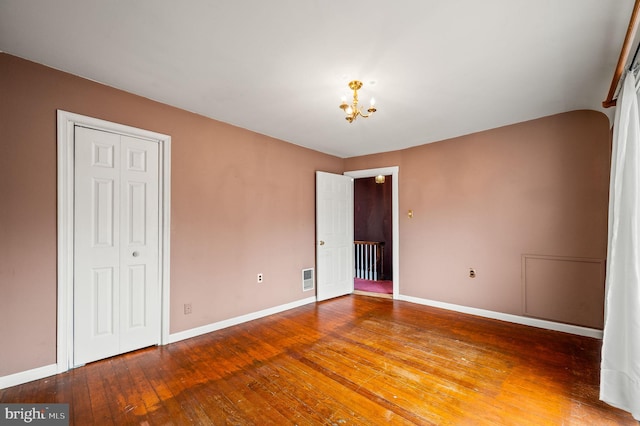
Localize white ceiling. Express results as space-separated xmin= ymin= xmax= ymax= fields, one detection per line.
xmin=0 ymin=1 xmax=634 ymax=158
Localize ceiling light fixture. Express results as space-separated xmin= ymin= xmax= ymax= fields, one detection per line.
xmin=339 ymin=80 xmax=377 ymax=123
xmin=375 ymin=175 xmax=386 ymax=184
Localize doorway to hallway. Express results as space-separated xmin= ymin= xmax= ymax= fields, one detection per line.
xmin=353 ymin=175 xmax=393 ymax=298
xmin=344 ymin=167 xmax=399 ymax=299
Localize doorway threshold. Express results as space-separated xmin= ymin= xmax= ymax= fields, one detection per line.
xmin=353 ymin=290 xmax=393 ymax=299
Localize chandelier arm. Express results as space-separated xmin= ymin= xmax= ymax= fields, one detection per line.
xmin=358 ymin=108 xmax=376 ymax=118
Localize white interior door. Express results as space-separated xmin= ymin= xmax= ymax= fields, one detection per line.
xmin=74 ymin=126 xmax=160 ymax=366
xmin=316 ymin=171 xmax=354 ymax=301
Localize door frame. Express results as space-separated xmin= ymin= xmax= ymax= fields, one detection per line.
xmin=56 ymin=110 xmax=171 ymax=372
xmin=344 ymin=166 xmax=399 ymax=299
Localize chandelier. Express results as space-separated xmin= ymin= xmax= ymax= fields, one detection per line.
xmin=339 ymin=80 xmax=377 ymax=123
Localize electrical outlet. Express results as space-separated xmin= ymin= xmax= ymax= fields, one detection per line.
xmin=184 ymin=303 xmax=192 ymax=314
xmin=257 ymin=273 xmax=263 ymax=283
xmin=469 ymin=268 xmax=476 ymax=278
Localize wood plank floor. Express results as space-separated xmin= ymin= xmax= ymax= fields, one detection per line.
xmin=1 ymin=295 xmax=636 ymax=425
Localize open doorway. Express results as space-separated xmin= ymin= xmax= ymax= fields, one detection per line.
xmin=353 ymin=175 xmax=393 ymax=298
xmin=344 ymin=167 xmax=399 ymax=299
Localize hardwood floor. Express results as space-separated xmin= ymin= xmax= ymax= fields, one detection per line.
xmin=1 ymin=295 xmax=635 ymax=425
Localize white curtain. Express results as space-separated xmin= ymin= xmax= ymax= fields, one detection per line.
xmin=600 ymin=70 xmax=640 ymax=421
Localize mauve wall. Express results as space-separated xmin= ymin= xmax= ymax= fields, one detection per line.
xmin=345 ymin=110 xmax=610 ymax=328
xmin=0 ymin=54 xmax=343 ymax=377
xmin=0 ymin=52 xmax=610 ymax=380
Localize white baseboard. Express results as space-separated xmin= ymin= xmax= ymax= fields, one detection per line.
xmin=0 ymin=363 xmax=58 ymax=390
xmin=2 ymin=294 xmax=600 ymax=390
xmin=1 ymin=297 xmax=316 ymax=389
xmin=165 ymin=296 xmax=317 ymax=344
xmin=397 ymin=294 xmax=603 ymax=339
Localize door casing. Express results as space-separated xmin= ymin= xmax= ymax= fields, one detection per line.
xmin=57 ymin=110 xmax=171 ymax=372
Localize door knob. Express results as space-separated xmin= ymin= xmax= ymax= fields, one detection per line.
xmin=132 ymin=251 xmax=140 ymax=257
xmin=319 ymin=241 xmax=325 ymax=246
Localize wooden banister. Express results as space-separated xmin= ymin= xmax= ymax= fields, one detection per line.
xmin=603 ymin=0 xmax=640 ymax=108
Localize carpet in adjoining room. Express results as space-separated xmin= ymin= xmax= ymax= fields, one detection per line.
xmin=354 ymin=278 xmax=393 ymax=294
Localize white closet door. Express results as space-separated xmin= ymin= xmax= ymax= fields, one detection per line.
xmin=74 ymin=126 xmax=160 ymax=366
xmin=118 ymin=135 xmax=159 ymax=353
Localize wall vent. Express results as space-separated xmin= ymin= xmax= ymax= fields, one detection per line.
xmin=302 ymin=268 xmax=315 ymax=291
